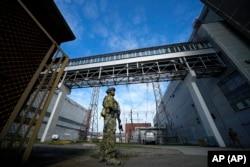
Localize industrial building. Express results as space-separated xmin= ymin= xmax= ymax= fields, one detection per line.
xmin=37 ymin=89 xmax=89 ymax=142
xmin=131 ymin=127 xmax=168 ymax=144
xmin=7 ymin=88 xmax=89 ymax=141
xmin=125 ymin=123 xmax=151 ymax=143
xmin=154 ymin=0 xmax=250 ymax=147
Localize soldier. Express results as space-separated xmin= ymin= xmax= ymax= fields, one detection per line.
xmin=99 ymin=87 xmax=122 ymax=165
xmin=228 ymin=128 xmax=243 ymax=148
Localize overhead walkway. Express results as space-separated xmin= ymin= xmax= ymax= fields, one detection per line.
xmin=64 ymin=41 xmax=226 ymax=88
xmin=48 ymin=41 xmax=228 ymax=148
xmin=62 ymin=41 xmax=228 ymax=148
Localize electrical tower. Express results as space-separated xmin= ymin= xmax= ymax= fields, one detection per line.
xmin=88 ymin=87 xmax=100 ymax=140
xmin=152 ymin=82 xmax=172 ymax=130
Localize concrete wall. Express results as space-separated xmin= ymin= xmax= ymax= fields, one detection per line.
xmin=155 ymin=21 xmax=250 ymax=147
xmin=37 ymin=90 xmax=88 ymax=141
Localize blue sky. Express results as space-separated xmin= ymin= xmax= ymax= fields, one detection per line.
xmin=54 ymin=0 xmax=204 ymax=132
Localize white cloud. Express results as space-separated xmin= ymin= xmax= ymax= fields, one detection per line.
xmin=56 ymin=0 xmax=169 ymax=53
xmin=107 ymin=33 xmax=139 ymax=51
xmin=67 ymin=88 xmax=92 ymax=108
xmin=67 ymin=82 xmax=168 ymax=132
xmin=130 ymin=6 xmax=146 ymax=25
xmin=83 ymin=1 xmax=99 ymax=19
xmin=93 ymin=22 xmax=109 ymax=37
xmin=55 ymin=0 xmax=85 ymax=40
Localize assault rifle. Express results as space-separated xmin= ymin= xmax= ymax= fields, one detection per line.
xmin=118 ymin=117 xmax=123 ymax=132
xmin=118 ymin=117 xmax=123 ymax=142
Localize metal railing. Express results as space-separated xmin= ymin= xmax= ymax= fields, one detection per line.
xmin=67 ymin=41 xmax=212 ymax=67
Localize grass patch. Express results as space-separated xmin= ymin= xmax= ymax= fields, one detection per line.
xmin=118 ymin=144 xmax=150 ymax=149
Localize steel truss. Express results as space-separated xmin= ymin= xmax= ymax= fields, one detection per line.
xmin=88 ymin=87 xmax=100 ymax=139
xmin=64 ymin=53 xmax=226 ymax=88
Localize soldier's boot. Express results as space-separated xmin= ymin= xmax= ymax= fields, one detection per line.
xmin=99 ymin=151 xmax=106 ymax=162
xmin=99 ymin=155 xmax=106 ymax=162
xmin=106 ymin=158 xmax=121 ymax=166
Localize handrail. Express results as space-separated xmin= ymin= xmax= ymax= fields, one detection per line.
xmin=67 ymin=41 xmax=212 ymax=67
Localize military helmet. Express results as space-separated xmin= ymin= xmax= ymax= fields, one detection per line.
xmin=106 ymin=87 xmax=116 ymax=93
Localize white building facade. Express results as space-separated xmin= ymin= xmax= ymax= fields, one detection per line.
xmin=37 ymin=85 xmax=89 ymax=141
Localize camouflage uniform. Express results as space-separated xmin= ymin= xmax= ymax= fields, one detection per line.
xmin=99 ymin=87 xmax=121 ymax=165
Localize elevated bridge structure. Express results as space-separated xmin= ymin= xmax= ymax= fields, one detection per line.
xmin=60 ymin=41 xmax=227 ymax=148
xmin=63 ymin=41 xmax=226 ymax=88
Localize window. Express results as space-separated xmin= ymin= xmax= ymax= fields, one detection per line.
xmin=136 ymin=52 xmax=140 ymax=56
xmin=150 ymin=50 xmax=155 ymax=55
xmin=154 ymin=49 xmax=159 ymax=54
xmin=167 ymin=48 xmax=171 ymax=53
xmin=218 ymin=71 xmax=250 ymax=112
xmin=159 ymin=49 xmax=166 ymax=54
xmin=226 ymin=75 xmax=245 ymax=91
xmin=236 ymin=102 xmax=246 ymax=110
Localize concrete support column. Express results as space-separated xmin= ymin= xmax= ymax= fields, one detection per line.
xmin=184 ymin=70 xmax=225 ymax=147
xmin=40 ymin=83 xmax=70 ymax=142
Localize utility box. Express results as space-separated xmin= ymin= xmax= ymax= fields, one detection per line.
xmin=52 ymin=134 xmax=59 ymax=140
xmin=144 ymin=131 xmax=156 ymax=144
xmin=131 ymin=127 xmax=167 ymax=144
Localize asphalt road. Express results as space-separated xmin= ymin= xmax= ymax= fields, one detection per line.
xmin=21 ymin=143 xmax=246 ymax=167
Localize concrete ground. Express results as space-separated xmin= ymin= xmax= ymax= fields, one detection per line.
xmin=23 ymin=143 xmax=247 ymax=167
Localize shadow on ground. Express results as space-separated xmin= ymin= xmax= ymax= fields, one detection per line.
xmin=1 ymin=143 xmax=208 ymax=167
